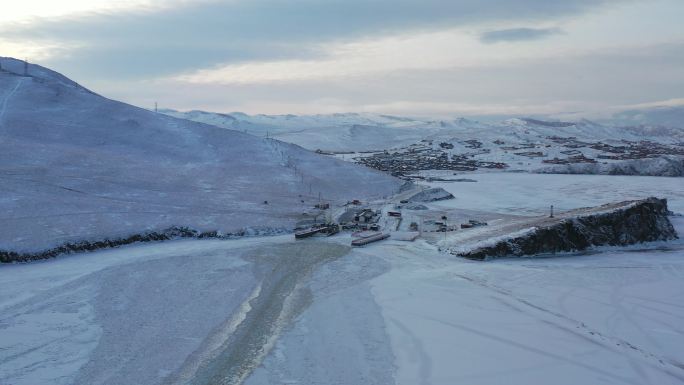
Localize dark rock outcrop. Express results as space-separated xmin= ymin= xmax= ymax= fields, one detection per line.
xmin=0 ymin=226 xmax=289 ymax=263
xmin=459 ymin=197 xmax=678 ymax=261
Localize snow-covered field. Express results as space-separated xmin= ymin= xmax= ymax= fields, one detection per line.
xmin=2 ymin=173 xmax=682 ymax=385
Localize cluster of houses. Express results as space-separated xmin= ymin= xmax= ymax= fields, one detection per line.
xmin=495 ymin=136 xmax=683 ymax=165
xmin=546 ymin=136 xmax=684 ymax=161
xmin=543 ymin=154 xmax=598 ymax=164
xmin=340 ymin=208 xmax=381 ymax=231
xmin=294 ymin=198 xmax=494 ymax=247
xmin=594 ymin=141 xmax=684 ymax=160
xmin=342 ymin=134 xmax=684 ymax=181
xmin=354 ymin=145 xmax=507 ymax=178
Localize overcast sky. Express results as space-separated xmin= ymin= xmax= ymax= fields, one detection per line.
xmin=1 ymin=0 xmax=683 ymax=116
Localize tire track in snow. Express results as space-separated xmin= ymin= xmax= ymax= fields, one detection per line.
xmin=451 ymin=272 xmax=684 ymax=382
xmin=0 ymin=77 xmax=24 ymax=125
xmin=389 ymin=317 xmax=433 ymax=385
xmin=422 ymin=314 xmax=646 ymax=385
xmin=182 ymin=242 xmax=349 ymax=385
xmin=165 ymin=283 xmax=263 ymax=385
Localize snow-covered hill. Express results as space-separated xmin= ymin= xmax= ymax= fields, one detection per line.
xmin=0 ymin=57 xmax=400 ymax=254
xmin=159 ymin=109 xmax=466 ymax=151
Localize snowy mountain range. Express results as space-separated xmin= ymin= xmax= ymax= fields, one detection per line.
xmin=0 ymin=57 xmax=400 ymax=253
xmin=161 ymin=108 xmax=684 ymax=152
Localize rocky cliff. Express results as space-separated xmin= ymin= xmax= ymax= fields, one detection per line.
xmin=458 ymin=197 xmax=678 ymax=260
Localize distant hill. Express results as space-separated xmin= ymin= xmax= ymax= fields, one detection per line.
xmin=162 ymin=109 xmax=684 ymax=153
xmin=600 ymin=104 xmax=684 ymax=129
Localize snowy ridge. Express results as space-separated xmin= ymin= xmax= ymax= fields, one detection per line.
xmin=0 ymin=57 xmax=89 ymax=92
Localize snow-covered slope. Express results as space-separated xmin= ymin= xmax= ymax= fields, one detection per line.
xmin=0 ymin=57 xmax=400 ymax=254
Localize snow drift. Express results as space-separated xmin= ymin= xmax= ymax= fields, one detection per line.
xmin=457 ymin=197 xmax=678 ymax=260
xmin=0 ymin=57 xmax=401 ymax=258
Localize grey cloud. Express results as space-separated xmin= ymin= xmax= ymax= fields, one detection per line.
xmin=110 ymin=41 xmax=684 ymax=116
xmin=2 ymin=0 xmax=619 ymax=79
xmin=480 ymin=27 xmax=563 ymax=43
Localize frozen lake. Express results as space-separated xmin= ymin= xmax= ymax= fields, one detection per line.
xmin=1 ymin=173 xmax=682 ymax=385
xmin=428 ymin=173 xmax=684 ymax=214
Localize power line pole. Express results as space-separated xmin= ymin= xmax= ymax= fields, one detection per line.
xmin=154 ymin=102 xmax=158 ymax=113
xmin=23 ymin=58 xmax=28 ymax=76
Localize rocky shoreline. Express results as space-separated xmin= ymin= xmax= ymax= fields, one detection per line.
xmin=0 ymin=226 xmax=290 ymax=263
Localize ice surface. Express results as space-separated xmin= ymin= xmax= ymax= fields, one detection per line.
xmin=248 ymin=173 xmax=684 ymax=385
xmin=2 ymin=173 xmax=683 ymax=385
xmin=370 ymin=235 xmax=684 ymax=385
xmin=0 ymin=237 xmax=271 ymax=385
xmin=428 ymin=173 xmax=684 ymax=215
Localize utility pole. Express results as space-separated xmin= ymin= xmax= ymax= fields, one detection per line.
xmin=23 ymin=59 xmax=28 ymax=76
xmin=154 ymin=102 xmax=158 ymax=113
xmin=550 ymin=205 xmax=554 ymax=218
